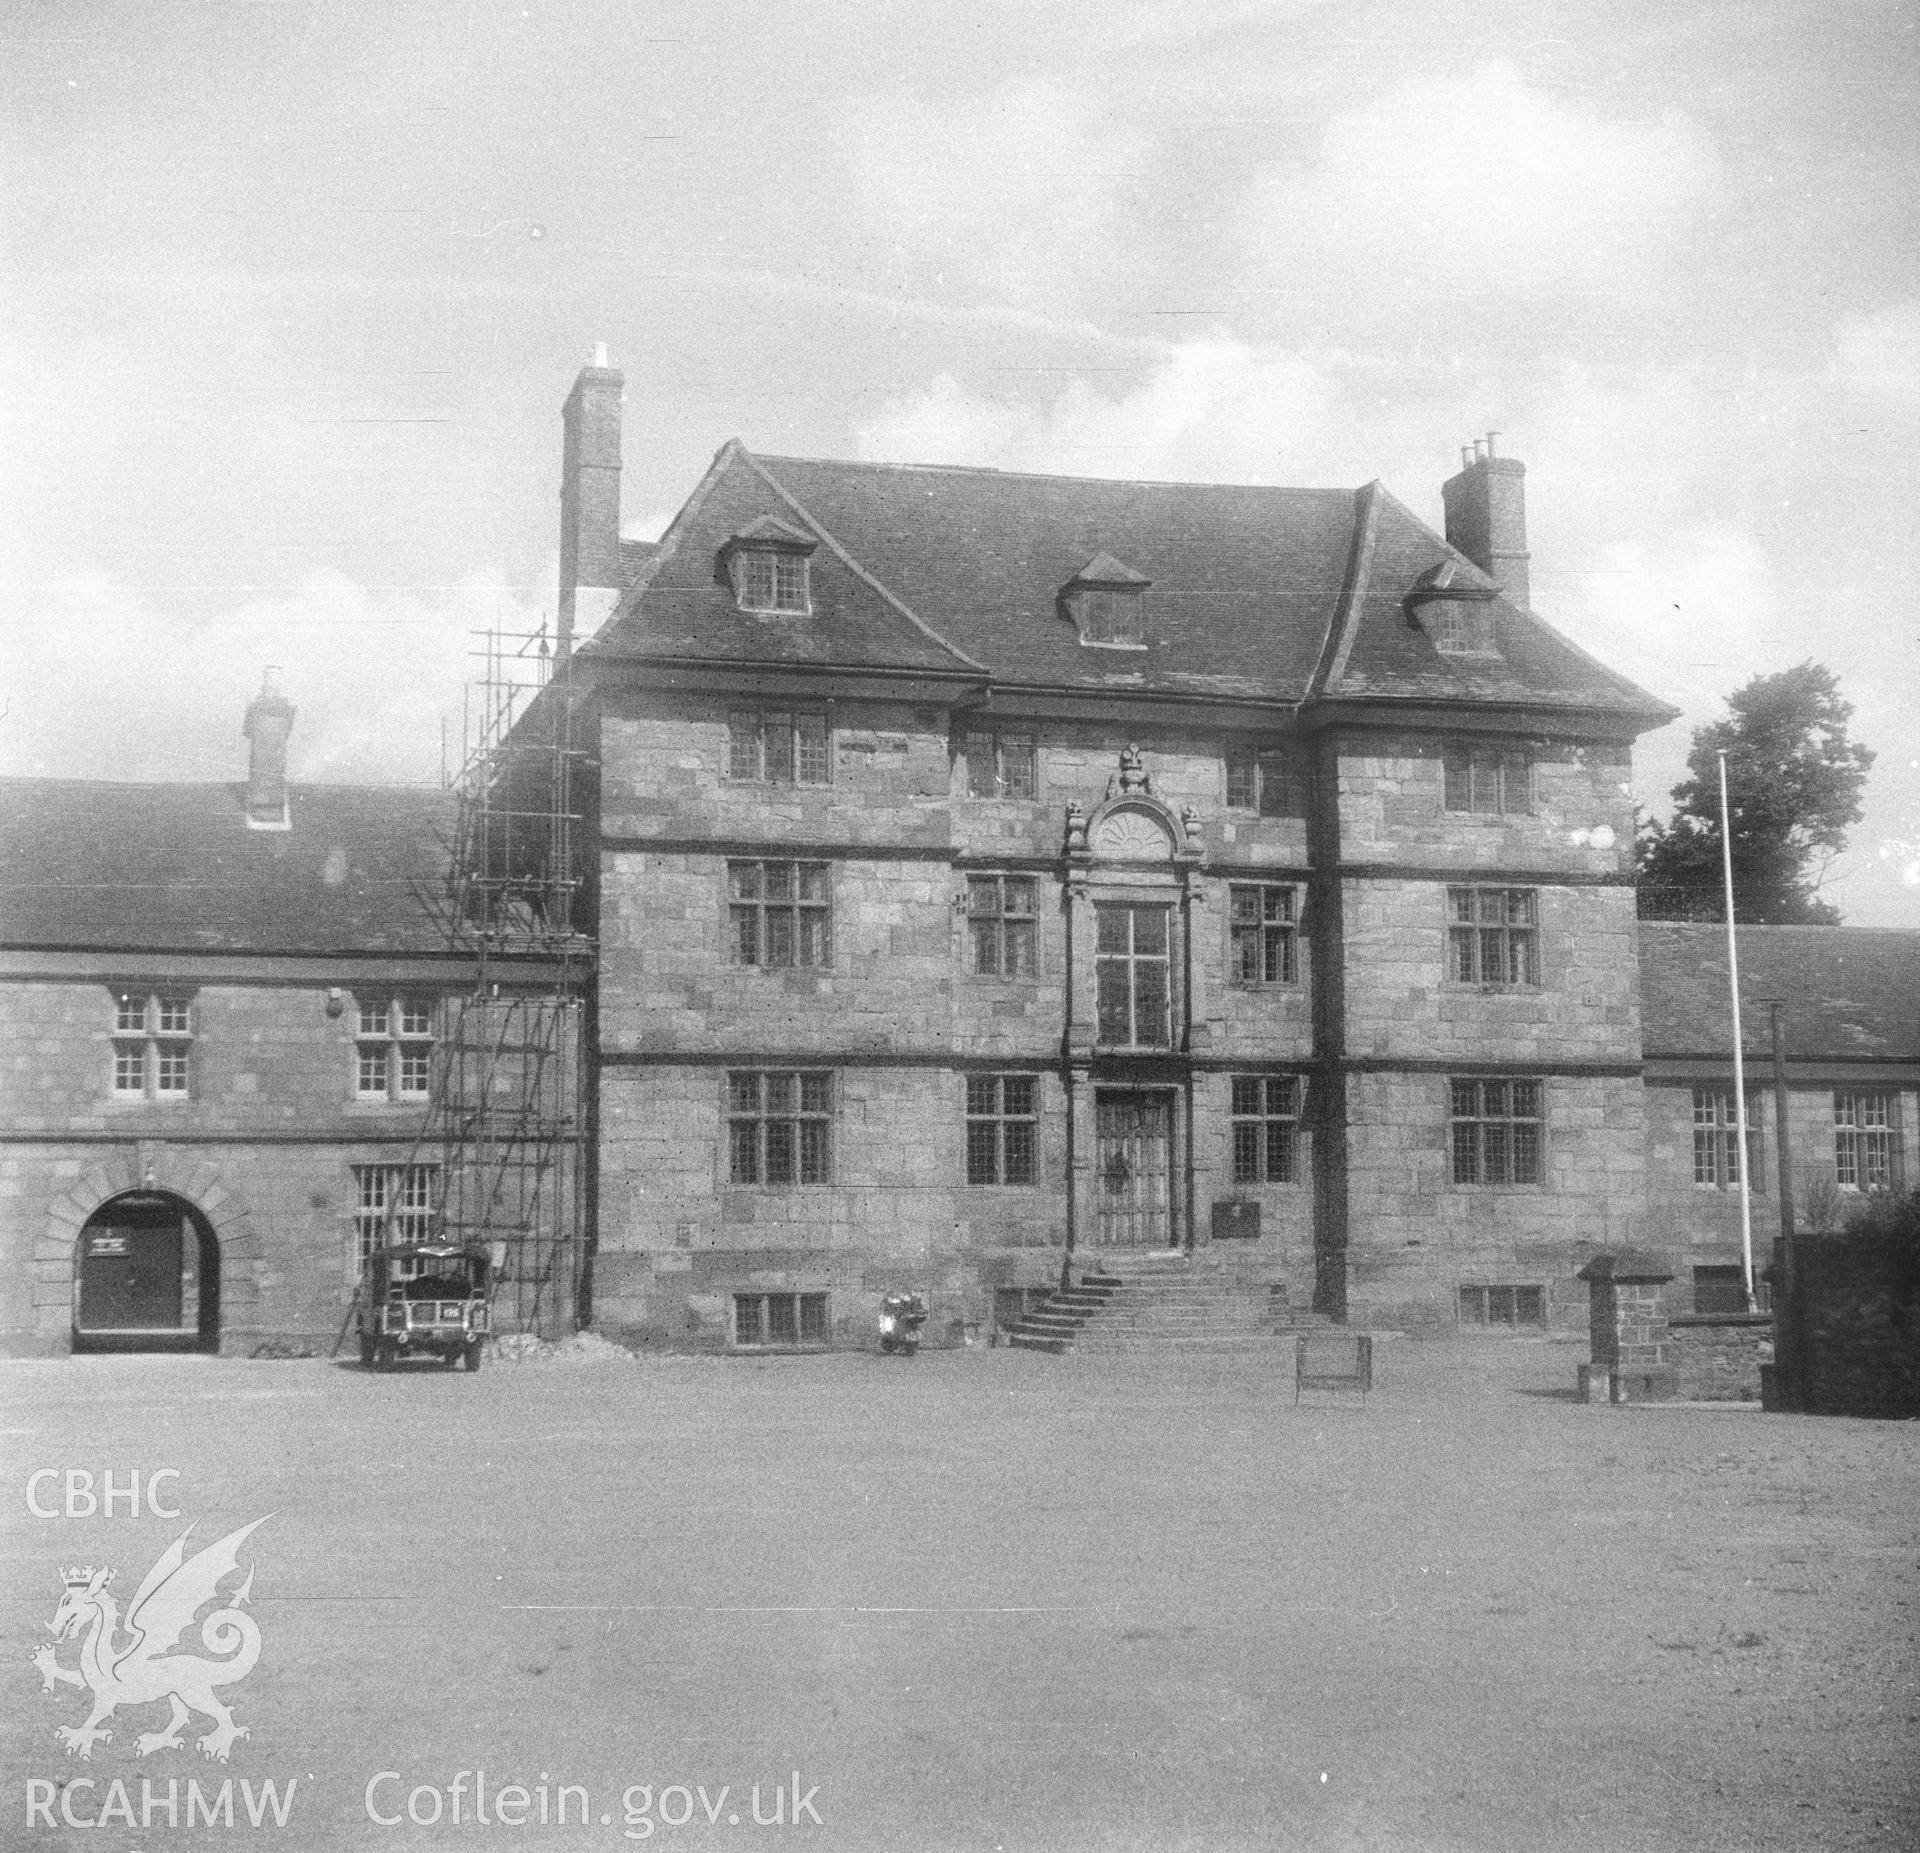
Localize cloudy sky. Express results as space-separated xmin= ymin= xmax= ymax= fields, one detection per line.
xmin=4 ymin=0 xmax=1917 ymax=921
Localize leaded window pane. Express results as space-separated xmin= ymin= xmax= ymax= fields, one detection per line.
xmin=965 ymin=733 xmax=997 ymax=797
xmin=1232 ymin=1122 xmax=1261 ymax=1184
xmin=798 ymin=1120 xmax=830 ymax=1184
xmin=772 ymin=553 xmax=808 ymax=611
xmin=1003 ymin=1118 xmax=1035 ymax=1185
xmin=730 ymin=1120 xmax=760 ymax=1184
xmin=966 ymin=1119 xmax=999 ymax=1185
xmin=795 ymin=714 xmax=830 ymax=784
xmin=763 ymin=717 xmax=793 ymax=784
xmin=1133 ymin=961 xmax=1169 ymax=1046
xmin=764 ymin=1117 xmax=795 ymax=1183
xmin=736 ymin=553 xmax=775 ymax=608
xmin=1096 ymin=962 xmax=1133 ymax=1045
xmin=728 ymin=712 xmax=761 ymax=780
xmin=1451 ymin=1078 xmax=1543 ymax=1185
xmin=1452 ymin=1121 xmax=1480 ymax=1184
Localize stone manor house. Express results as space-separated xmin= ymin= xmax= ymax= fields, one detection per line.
xmin=531 ymin=359 xmax=1912 ymax=1349
xmin=1 ymin=357 xmax=1914 ymax=1354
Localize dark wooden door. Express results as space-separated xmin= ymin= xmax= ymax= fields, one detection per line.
xmin=1095 ymin=1092 xmax=1172 ymax=1247
xmin=78 ymin=1202 xmax=185 ymax=1331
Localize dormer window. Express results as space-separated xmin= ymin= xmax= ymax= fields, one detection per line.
xmin=1431 ymin=604 xmax=1494 ymax=655
xmin=721 ymin=518 xmax=816 ymax=615
xmin=1407 ymin=559 xmax=1500 ymax=658
xmin=737 ymin=551 xmax=807 ymax=612
xmin=1063 ymin=553 xmax=1150 ymax=649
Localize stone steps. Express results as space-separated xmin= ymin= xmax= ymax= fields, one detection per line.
xmin=1002 ymin=1253 xmax=1328 ymax=1357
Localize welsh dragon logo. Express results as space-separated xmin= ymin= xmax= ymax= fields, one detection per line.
xmin=31 ymin=1517 xmax=269 ymax=1763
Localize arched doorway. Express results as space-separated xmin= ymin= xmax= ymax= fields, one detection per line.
xmin=72 ymin=1192 xmax=221 ymax=1353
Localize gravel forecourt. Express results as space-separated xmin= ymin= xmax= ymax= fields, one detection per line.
xmin=5 ymin=1335 xmax=1917 ymax=1852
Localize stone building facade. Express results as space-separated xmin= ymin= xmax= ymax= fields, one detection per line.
xmin=0 ymin=681 xmax=558 ymax=1356
xmin=6 ymin=359 xmax=1917 ymax=1360
xmin=1638 ymin=924 xmax=1920 ymax=1313
xmin=548 ymin=359 xmax=1681 ymax=1347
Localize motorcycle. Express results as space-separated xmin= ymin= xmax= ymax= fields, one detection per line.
xmin=878 ymin=1292 xmax=928 ymax=1356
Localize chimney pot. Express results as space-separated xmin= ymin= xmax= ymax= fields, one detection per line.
xmin=558 ymin=354 xmax=626 ymax=657
xmin=1441 ymin=439 xmax=1532 ymax=611
xmin=242 ymin=668 xmax=296 ymax=829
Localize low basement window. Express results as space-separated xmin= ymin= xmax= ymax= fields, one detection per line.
xmin=733 ymin=1291 xmax=829 ymax=1350
xmin=1458 ymin=1284 xmax=1546 ymax=1328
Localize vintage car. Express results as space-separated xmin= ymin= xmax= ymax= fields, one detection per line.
xmin=357 ymin=1243 xmax=492 ymax=1371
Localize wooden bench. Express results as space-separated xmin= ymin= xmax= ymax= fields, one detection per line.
xmin=1295 ymin=1333 xmax=1373 ymax=1405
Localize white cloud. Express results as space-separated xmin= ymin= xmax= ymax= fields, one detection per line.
xmin=1577 ymin=525 xmax=1781 ymax=710
xmin=1573 ymin=523 xmax=1794 ymax=825
xmin=0 ymin=567 xmax=549 ymax=788
xmin=858 ymin=340 xmax=1350 ymax=480
xmin=843 ymin=79 xmax=1150 ymax=305
xmin=1240 ymin=61 xmax=1724 ymax=298
xmin=1836 ymin=302 xmax=1920 ymax=406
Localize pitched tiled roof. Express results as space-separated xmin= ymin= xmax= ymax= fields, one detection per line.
xmin=1326 ymin=487 xmax=1668 ymax=718
xmin=1638 ymin=923 xmax=1920 ymax=1063
xmin=585 ymin=445 xmax=1674 ymax=725
xmin=0 ymin=778 xmax=456 ymax=955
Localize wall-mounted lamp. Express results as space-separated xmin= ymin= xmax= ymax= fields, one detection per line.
xmin=325 ymin=987 xmax=345 ymax=1019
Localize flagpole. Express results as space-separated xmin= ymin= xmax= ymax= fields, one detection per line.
xmin=1719 ymin=750 xmax=1757 ymax=1310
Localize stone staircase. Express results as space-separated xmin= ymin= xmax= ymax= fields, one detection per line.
xmin=1004 ymin=1249 xmax=1331 ymax=1356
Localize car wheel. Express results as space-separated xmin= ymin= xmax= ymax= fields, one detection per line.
xmin=374 ymin=1340 xmax=395 ymax=1372
xmin=358 ymin=1335 xmax=376 ymax=1369
xmin=464 ymin=1339 xmax=485 ymax=1373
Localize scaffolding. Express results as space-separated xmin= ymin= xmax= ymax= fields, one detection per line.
xmin=418 ymin=626 xmax=593 ymax=1337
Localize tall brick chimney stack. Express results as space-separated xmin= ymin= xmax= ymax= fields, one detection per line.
xmin=242 ymin=667 xmax=295 ymax=830
xmin=1441 ymin=433 xmax=1531 ymax=612
xmin=557 ymin=343 xmax=625 ymax=658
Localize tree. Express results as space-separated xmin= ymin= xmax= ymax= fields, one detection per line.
xmin=1843 ymin=1187 xmax=1920 ymax=1243
xmin=1636 ymin=662 xmax=1874 ymax=923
